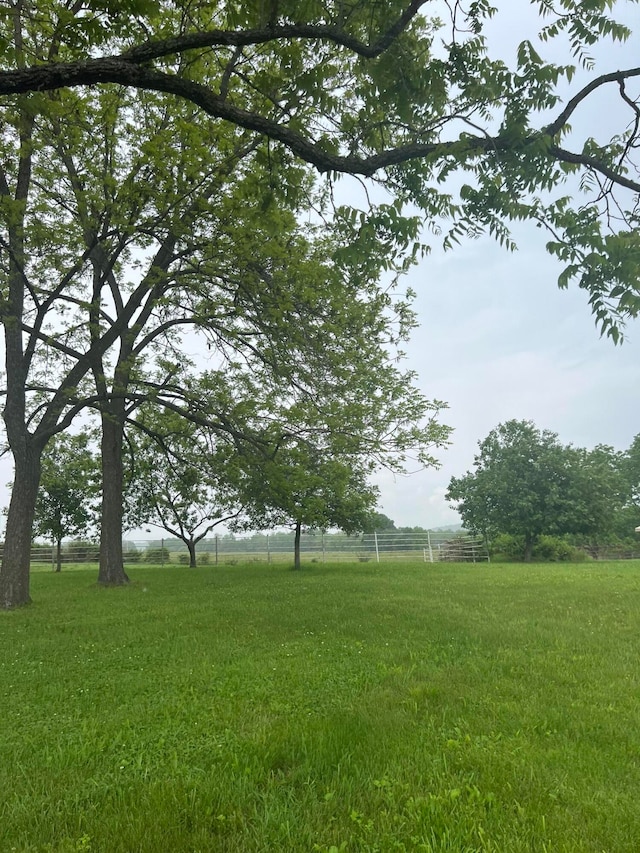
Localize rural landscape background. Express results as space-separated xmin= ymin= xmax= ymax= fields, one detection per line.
xmin=2 ymin=1 xmax=640 ymax=851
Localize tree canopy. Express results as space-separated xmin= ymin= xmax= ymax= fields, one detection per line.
xmin=243 ymin=442 xmax=379 ymax=570
xmin=2 ymin=1 xmax=640 ymax=331
xmin=0 ymin=27 xmax=448 ymax=605
xmin=446 ymin=419 xmax=621 ymax=561
xmin=3 ymin=0 xmax=640 ymax=605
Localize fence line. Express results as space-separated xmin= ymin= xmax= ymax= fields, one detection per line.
xmin=10 ymin=533 xmax=640 ymax=568
xmin=14 ymin=531 xmax=489 ymax=566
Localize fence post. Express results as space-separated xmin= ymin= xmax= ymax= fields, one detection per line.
xmin=427 ymin=531 xmax=434 ymax=563
xmin=374 ymin=531 xmax=380 ymax=564
xmin=322 ymin=532 xmax=325 ymax=563
xmin=215 ymin=534 xmax=218 ymax=566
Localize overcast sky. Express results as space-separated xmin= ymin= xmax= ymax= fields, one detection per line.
xmin=374 ymin=230 xmax=640 ymax=528
xmin=373 ymin=1 xmax=640 ymax=528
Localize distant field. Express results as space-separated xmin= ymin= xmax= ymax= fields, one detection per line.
xmin=1 ymin=561 xmax=639 ymax=852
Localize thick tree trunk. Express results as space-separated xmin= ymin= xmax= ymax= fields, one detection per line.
xmin=55 ymin=536 xmax=62 ymax=572
xmin=98 ymin=410 xmax=129 ymax=586
xmin=187 ymin=540 xmax=197 ymax=568
xmin=0 ymin=447 xmax=41 ymax=608
xmin=293 ymin=520 xmax=302 ymax=570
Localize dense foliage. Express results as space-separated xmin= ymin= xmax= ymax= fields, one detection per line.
xmin=447 ymin=420 xmax=639 ymax=561
xmin=2 ymin=1 xmax=640 ymax=605
xmin=32 ymin=433 xmax=100 ymax=571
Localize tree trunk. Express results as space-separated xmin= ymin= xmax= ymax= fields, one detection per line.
xmin=523 ymin=535 xmax=535 ymax=563
xmin=0 ymin=108 xmax=37 ymax=609
xmin=98 ymin=410 xmax=129 ymax=586
xmin=55 ymin=536 xmax=62 ymax=572
xmin=187 ymin=540 xmax=197 ymax=568
xmin=293 ymin=520 xmax=302 ymax=570
xmin=0 ymin=446 xmax=41 ymax=608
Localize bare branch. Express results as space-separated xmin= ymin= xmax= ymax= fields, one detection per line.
xmin=543 ymin=67 xmax=640 ymax=138
xmin=549 ymin=143 xmax=640 ymax=193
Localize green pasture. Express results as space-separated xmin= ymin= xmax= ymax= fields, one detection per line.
xmin=1 ymin=560 xmax=639 ymax=852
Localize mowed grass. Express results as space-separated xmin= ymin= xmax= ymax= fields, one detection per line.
xmin=1 ymin=561 xmax=640 ymax=852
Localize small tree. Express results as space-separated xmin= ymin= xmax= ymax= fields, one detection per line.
xmin=33 ymin=433 xmax=100 ymax=572
xmin=447 ymin=420 xmax=619 ymax=562
xmin=245 ymin=445 xmax=379 ymax=570
xmin=126 ymin=408 xmax=246 ymax=568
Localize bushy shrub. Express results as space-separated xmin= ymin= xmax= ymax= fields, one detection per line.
xmin=198 ymin=552 xmax=210 ymax=565
xmin=64 ymin=540 xmax=100 ymax=562
xmin=490 ymin=533 xmax=588 ymax=562
xmin=489 ymin=533 xmax=524 ymax=561
xmin=144 ymin=547 xmax=170 ymax=564
xmin=532 ymin=536 xmax=584 ymax=562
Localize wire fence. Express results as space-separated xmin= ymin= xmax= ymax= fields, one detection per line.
xmin=11 ymin=533 xmax=640 ymax=568
xmin=20 ymin=531 xmax=490 ymax=567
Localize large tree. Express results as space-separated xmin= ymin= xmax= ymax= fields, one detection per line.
xmin=0 ymin=77 xmax=431 ymax=605
xmin=2 ymin=1 xmax=640 ymax=606
xmin=0 ymin=37 xmax=443 ymax=607
xmin=446 ymin=420 xmax=620 ymax=561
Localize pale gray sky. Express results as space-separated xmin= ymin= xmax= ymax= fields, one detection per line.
xmin=375 ymin=230 xmax=640 ymax=528
xmin=373 ymin=0 xmax=640 ymax=528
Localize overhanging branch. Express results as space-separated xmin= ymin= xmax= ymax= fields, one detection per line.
xmin=3 ymin=55 xmax=640 ymax=194
xmin=123 ymin=4 xmax=428 ymax=63
xmin=543 ymin=66 xmax=640 ymax=138
xmin=549 ymin=143 xmax=640 ymax=193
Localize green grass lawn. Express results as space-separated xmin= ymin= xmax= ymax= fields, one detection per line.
xmin=1 ymin=560 xmax=639 ymax=852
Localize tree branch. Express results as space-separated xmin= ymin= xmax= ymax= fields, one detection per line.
xmin=121 ymin=5 xmax=427 ymax=63
xmin=548 ymin=143 xmax=640 ymax=193
xmin=543 ymin=66 xmax=640 ymax=138
xmin=3 ymin=48 xmax=640 ymax=195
